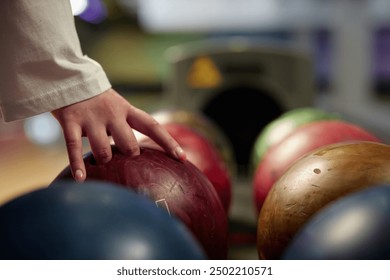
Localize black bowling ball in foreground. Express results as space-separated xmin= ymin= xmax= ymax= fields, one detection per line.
xmin=0 ymin=180 xmax=206 ymax=260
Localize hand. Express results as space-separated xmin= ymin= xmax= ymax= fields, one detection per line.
xmin=51 ymin=88 xmax=186 ymax=182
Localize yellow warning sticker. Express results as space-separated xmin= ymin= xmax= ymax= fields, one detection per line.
xmin=187 ymin=56 xmax=222 ymax=89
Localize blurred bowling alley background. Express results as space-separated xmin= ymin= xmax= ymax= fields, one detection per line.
xmin=1 ymin=0 xmax=390 ymax=260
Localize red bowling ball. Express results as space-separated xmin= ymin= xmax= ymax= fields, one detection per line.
xmin=253 ymin=120 xmax=380 ymax=213
xmin=139 ymin=123 xmax=232 ymax=213
xmin=51 ymin=146 xmax=228 ymax=260
xmin=150 ymin=108 xmax=237 ymax=181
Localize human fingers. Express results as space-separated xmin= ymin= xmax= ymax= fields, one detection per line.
xmin=108 ymin=121 xmax=140 ymax=157
xmin=62 ymin=124 xmax=86 ymax=182
xmin=127 ymin=107 xmax=186 ymax=161
xmin=85 ymin=126 xmax=113 ymax=165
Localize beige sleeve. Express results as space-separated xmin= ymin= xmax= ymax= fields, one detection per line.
xmin=0 ymin=0 xmax=111 ymax=122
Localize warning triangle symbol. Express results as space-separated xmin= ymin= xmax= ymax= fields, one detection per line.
xmin=187 ymin=56 xmax=222 ymax=88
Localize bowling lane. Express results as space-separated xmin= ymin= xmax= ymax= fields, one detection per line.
xmin=0 ymin=134 xmax=70 ymax=206
xmin=0 ymin=120 xmax=90 ymax=206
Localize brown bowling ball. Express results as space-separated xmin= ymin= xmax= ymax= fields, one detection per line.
xmin=51 ymin=146 xmax=228 ymax=260
xmin=257 ymin=141 xmax=390 ymax=260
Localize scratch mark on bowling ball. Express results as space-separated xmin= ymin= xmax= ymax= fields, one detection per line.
xmin=311 ymin=184 xmax=320 ymax=188
xmin=155 ymin=198 xmax=171 ymax=216
xmin=298 ymin=211 xmax=310 ymax=217
xmin=285 ymin=202 xmax=297 ymax=210
xmin=169 ymin=181 xmax=185 ymax=194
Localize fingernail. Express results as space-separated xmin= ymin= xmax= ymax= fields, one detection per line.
xmin=175 ymin=147 xmax=186 ymax=161
xmin=74 ymin=169 xmax=84 ymax=182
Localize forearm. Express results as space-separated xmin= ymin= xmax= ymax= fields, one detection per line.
xmin=0 ymin=0 xmax=111 ymax=122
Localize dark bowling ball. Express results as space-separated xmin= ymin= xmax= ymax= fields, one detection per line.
xmin=0 ymin=181 xmax=206 ymax=260
xmin=139 ymin=123 xmax=232 ymax=214
xmin=51 ymin=146 xmax=228 ymax=260
xmin=283 ymin=184 xmax=390 ymax=260
xmin=253 ymin=120 xmax=380 ymax=214
xmin=257 ymin=141 xmax=390 ymax=260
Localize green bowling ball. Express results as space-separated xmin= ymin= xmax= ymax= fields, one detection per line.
xmin=250 ymin=107 xmax=340 ymax=172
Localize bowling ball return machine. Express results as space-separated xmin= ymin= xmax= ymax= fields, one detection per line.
xmin=163 ymin=38 xmax=316 ymax=170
